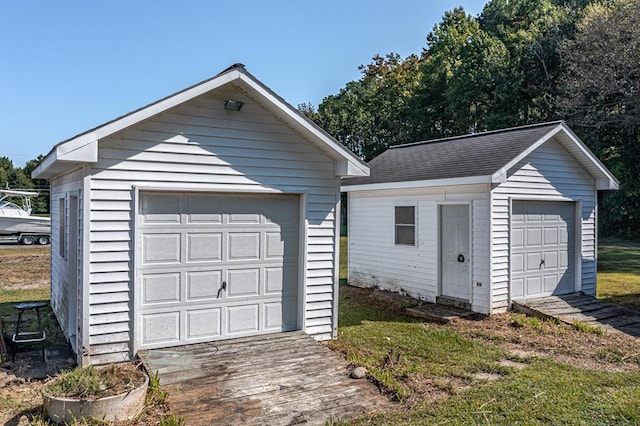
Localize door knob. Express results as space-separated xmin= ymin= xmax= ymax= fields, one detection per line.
xmin=457 ymin=254 xmax=465 ymax=263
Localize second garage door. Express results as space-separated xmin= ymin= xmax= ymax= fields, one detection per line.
xmin=511 ymin=201 xmax=575 ymax=300
xmin=136 ymin=192 xmax=300 ymax=350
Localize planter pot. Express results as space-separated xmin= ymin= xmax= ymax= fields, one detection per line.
xmin=42 ymin=374 xmax=149 ymax=424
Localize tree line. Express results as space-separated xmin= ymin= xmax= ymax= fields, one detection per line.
xmin=304 ymin=0 xmax=639 ymax=239
xmin=2 ymin=1 xmax=638 ymax=236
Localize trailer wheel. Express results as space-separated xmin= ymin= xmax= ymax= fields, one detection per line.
xmin=37 ymin=235 xmax=50 ymax=245
xmin=20 ymin=235 xmax=35 ymax=245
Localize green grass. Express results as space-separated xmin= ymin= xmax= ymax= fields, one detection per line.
xmin=597 ymin=239 xmax=640 ymax=310
xmin=335 ymin=237 xmax=640 ymax=424
xmin=335 ymin=286 xmax=640 ymax=424
xmin=420 ymin=359 xmax=640 ymax=425
xmin=340 ymin=236 xmax=348 ymax=282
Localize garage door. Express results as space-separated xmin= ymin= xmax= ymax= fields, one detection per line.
xmin=136 ymin=192 xmax=300 ymax=350
xmin=511 ymin=201 xmax=575 ymax=300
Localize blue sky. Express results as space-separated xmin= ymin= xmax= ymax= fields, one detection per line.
xmin=0 ymin=1 xmax=487 ymax=166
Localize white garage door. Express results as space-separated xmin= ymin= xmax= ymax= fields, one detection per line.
xmin=136 ymin=192 xmax=300 ymax=350
xmin=511 ymin=201 xmax=575 ymax=300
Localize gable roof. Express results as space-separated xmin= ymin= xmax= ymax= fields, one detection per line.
xmin=33 ymin=64 xmax=369 ymax=179
xmin=342 ymin=121 xmax=618 ymax=191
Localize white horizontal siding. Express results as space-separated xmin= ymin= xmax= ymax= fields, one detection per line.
xmin=491 ymin=138 xmax=597 ymax=312
xmin=348 ymin=185 xmax=490 ymax=311
xmin=85 ymin=87 xmax=339 ymax=364
xmin=50 ymin=168 xmax=84 ymax=350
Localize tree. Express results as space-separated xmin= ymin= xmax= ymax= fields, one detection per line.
xmin=315 ymin=53 xmax=422 ymax=160
xmin=479 ymin=0 xmax=577 ymax=125
xmin=558 ymin=0 xmax=640 ymax=238
xmin=414 ymin=7 xmax=509 ymax=138
xmin=23 ymin=155 xmax=50 ymax=214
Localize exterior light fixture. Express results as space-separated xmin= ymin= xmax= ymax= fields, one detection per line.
xmin=224 ymin=100 xmax=244 ymax=111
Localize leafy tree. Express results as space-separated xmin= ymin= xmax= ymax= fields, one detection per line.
xmin=23 ymin=155 xmax=50 ymax=214
xmin=479 ymin=0 xmax=577 ymax=125
xmin=0 ymin=157 xmax=13 ymax=189
xmin=414 ymin=7 xmax=509 ymax=137
xmin=558 ymin=0 xmax=640 ymax=238
xmin=315 ymin=53 xmax=422 ymax=160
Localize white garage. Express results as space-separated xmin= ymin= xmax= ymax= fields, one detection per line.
xmin=343 ymin=122 xmax=618 ymax=315
xmin=511 ymin=201 xmax=575 ymax=300
xmin=33 ymin=64 xmax=369 ymax=365
xmin=136 ymin=192 xmax=301 ymax=349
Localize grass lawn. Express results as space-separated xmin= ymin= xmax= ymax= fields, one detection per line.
xmin=333 ymin=237 xmax=640 ymax=425
xmin=1 ymin=238 xmax=639 ymax=424
xmin=597 ymin=239 xmax=640 ymax=311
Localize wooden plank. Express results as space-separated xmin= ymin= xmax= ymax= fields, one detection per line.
xmin=140 ymin=332 xmax=390 ymax=425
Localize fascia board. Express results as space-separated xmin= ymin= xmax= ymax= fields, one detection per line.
xmin=558 ymin=122 xmax=620 ymax=189
xmin=33 ymin=71 xmax=241 ymax=179
xmin=491 ymin=124 xmax=562 ymax=183
xmin=342 ymin=175 xmax=492 ymax=192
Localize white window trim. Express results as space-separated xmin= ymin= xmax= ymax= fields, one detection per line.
xmin=394 ymin=204 xmax=417 ymax=247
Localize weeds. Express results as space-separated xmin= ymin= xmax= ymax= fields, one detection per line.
xmin=159 ymin=414 xmax=187 ymax=426
xmin=44 ymin=364 xmax=146 ymax=399
xmin=572 ymin=320 xmax=606 ymax=335
xmin=147 ymin=370 xmax=167 ymax=404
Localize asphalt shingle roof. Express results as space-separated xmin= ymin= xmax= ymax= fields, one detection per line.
xmin=343 ymin=121 xmax=563 ymax=186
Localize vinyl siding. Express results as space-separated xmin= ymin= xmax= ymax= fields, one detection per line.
xmin=491 ymin=138 xmax=597 ymax=312
xmin=348 ymin=184 xmax=491 ymax=313
xmin=50 ymin=168 xmax=83 ymax=352
xmin=86 ymin=86 xmax=339 ymax=364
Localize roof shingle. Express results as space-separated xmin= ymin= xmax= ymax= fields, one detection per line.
xmin=343 ymin=121 xmax=562 ymax=186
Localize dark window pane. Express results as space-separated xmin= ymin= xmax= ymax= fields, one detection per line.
xmin=395 ymin=225 xmax=415 ymax=245
xmin=395 ymin=206 xmax=415 ymax=225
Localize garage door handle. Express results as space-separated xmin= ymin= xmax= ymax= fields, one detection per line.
xmin=217 ymin=281 xmax=227 ymax=298
xmin=540 ymin=259 xmax=545 ymax=268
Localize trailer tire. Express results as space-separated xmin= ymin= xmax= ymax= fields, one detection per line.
xmin=20 ymin=235 xmax=35 ymax=245
xmin=37 ymin=236 xmax=50 ymax=245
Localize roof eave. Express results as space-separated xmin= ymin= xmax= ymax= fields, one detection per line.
xmin=342 ymin=175 xmax=493 ymax=192
xmin=490 ymin=123 xmax=619 ymax=190
xmin=33 ymin=66 xmax=369 ymax=179
xmin=32 ymin=140 xmax=99 ymax=179
xmin=557 ymin=122 xmax=619 ymax=190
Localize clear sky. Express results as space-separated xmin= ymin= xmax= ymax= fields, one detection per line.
xmin=0 ymin=1 xmax=487 ymax=166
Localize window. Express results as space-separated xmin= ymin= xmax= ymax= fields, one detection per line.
xmin=395 ymin=206 xmax=415 ymax=246
xmin=59 ymin=197 xmax=66 ymax=259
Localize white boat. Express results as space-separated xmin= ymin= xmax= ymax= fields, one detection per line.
xmin=0 ymin=189 xmax=51 ymax=244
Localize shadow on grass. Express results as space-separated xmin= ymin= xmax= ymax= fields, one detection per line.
xmin=598 ymin=246 xmax=640 ymax=273
xmin=597 ymin=240 xmax=640 ymax=311
xmin=338 ymin=283 xmax=423 ymax=328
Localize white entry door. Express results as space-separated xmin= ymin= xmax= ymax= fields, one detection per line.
xmin=440 ymin=205 xmax=470 ymax=301
xmin=136 ymin=192 xmax=300 ymax=350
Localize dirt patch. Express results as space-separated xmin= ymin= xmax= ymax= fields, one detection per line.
xmin=347 ymin=285 xmax=421 ymax=313
xmin=499 ymin=359 xmax=528 ymax=369
xmin=403 ymin=374 xmax=455 ymax=404
xmin=0 ymin=247 xmax=50 ymax=289
xmin=437 ymin=312 xmax=640 ymax=373
xmin=341 ymin=285 xmax=640 ymax=375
